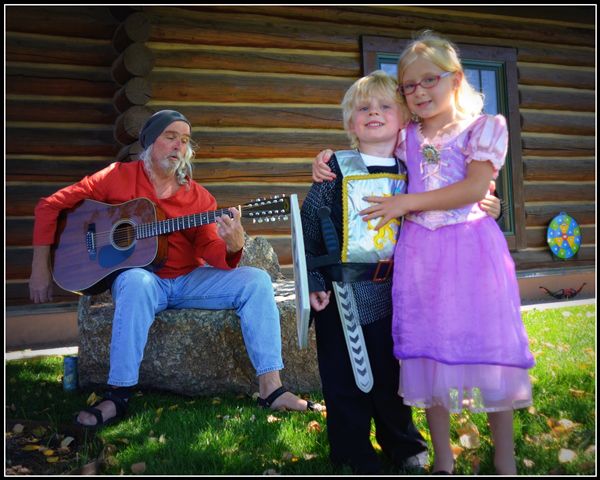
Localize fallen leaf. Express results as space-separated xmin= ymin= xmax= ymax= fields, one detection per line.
xmin=568 ymin=388 xmax=589 ymax=398
xmin=307 ymin=420 xmax=321 ymax=433
xmin=159 ymin=434 xmax=166 ymax=444
xmin=450 ymin=444 xmax=464 ymax=460
xmin=131 ymin=462 xmax=146 ymax=474
xmin=168 ymin=404 xmax=178 ymax=411
xmin=303 ymin=453 xmax=317 ymax=460
xmin=558 ymin=448 xmax=577 ymax=463
xmin=46 ymin=456 xmax=60 ymax=463
xmin=523 ymin=458 xmax=535 ymax=468
xmin=527 ymin=406 xmax=537 ymax=415
xmin=86 ymin=392 xmax=100 ymax=406
xmin=22 ymin=445 xmax=41 ymax=451
xmin=12 ymin=423 xmax=24 ymax=434
xmin=584 ymin=445 xmax=595 ymax=456
xmin=267 ymin=415 xmax=280 ymax=423
xmin=42 ymin=449 xmax=55 ymax=456
xmin=457 ymin=421 xmax=480 ymax=449
xmin=212 ymin=397 xmax=222 ymax=405
xmin=60 ymin=436 xmax=75 ymax=448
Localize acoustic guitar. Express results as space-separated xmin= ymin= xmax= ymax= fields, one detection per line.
xmin=52 ymin=196 xmax=290 ymax=295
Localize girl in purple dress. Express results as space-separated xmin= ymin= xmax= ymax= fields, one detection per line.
xmin=361 ymin=32 xmax=534 ymax=475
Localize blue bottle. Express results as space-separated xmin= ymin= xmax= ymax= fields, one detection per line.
xmin=63 ymin=356 xmax=78 ymax=391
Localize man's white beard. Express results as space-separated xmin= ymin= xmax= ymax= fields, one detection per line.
xmin=156 ymin=155 xmax=180 ymax=176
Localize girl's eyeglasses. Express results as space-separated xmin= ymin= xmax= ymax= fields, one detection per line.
xmin=398 ymin=71 xmax=453 ymax=96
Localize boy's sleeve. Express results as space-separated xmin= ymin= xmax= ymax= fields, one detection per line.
xmin=300 ymin=156 xmax=340 ymax=293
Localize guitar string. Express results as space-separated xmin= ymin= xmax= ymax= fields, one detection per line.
xmin=88 ymin=201 xmax=287 ymax=245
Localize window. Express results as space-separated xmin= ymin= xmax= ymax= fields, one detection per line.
xmin=362 ymin=36 xmax=526 ymax=250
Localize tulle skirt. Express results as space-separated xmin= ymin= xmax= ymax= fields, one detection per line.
xmin=399 ymin=358 xmax=533 ymax=413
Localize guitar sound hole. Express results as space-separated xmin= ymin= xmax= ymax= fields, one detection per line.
xmin=112 ymin=222 xmax=136 ymax=250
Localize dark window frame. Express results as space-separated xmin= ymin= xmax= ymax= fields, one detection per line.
xmin=361 ymin=35 xmax=526 ymax=251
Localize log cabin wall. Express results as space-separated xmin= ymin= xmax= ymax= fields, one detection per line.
xmin=5 ymin=6 xmax=596 ymax=310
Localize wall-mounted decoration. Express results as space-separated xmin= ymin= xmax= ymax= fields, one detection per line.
xmin=539 ymin=283 xmax=587 ymax=300
xmin=547 ymin=212 xmax=582 ymax=259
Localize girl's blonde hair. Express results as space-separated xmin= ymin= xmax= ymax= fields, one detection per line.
xmin=397 ymin=30 xmax=484 ymax=118
xmin=341 ymin=70 xmax=407 ymax=149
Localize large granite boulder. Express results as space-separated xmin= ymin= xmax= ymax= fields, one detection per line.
xmin=77 ymin=236 xmax=321 ymax=396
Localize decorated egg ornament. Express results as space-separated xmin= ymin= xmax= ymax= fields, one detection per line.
xmin=547 ymin=212 xmax=582 ymax=259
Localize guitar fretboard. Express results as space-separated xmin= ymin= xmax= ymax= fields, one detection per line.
xmin=136 ymin=208 xmax=234 ymax=239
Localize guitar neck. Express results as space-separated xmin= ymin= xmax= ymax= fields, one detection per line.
xmin=137 ymin=208 xmax=234 ymax=239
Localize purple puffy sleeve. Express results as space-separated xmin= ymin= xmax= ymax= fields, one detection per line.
xmin=463 ymin=114 xmax=508 ymax=178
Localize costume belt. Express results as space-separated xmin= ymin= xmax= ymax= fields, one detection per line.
xmin=319 ymin=260 xmax=393 ymax=283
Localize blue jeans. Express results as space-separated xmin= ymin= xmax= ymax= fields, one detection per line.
xmin=107 ymin=266 xmax=283 ymax=387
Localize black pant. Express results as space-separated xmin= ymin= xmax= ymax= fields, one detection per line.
xmin=314 ymin=298 xmax=427 ymax=474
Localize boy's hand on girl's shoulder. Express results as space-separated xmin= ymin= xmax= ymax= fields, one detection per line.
xmin=312 ymin=149 xmax=336 ymax=183
xmin=310 ymin=291 xmax=331 ymax=311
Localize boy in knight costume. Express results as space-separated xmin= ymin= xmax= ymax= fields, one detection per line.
xmin=300 ymin=71 xmax=427 ymax=474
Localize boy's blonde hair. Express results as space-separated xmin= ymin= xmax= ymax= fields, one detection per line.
xmin=341 ymin=70 xmax=407 ymax=149
xmin=397 ymin=30 xmax=484 ymax=118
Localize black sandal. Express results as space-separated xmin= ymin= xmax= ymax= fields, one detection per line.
xmin=74 ymin=389 xmax=129 ymax=429
xmin=256 ymin=386 xmax=319 ymax=411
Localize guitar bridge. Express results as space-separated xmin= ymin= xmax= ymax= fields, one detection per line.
xmin=86 ymin=224 xmax=97 ymax=260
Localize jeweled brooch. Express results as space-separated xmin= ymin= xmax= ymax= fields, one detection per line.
xmin=421 ymin=144 xmax=441 ymax=164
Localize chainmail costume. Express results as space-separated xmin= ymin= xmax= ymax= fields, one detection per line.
xmin=301 ymin=154 xmax=406 ymax=326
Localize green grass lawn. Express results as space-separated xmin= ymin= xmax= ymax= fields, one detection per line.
xmin=5 ymin=303 xmax=596 ymax=475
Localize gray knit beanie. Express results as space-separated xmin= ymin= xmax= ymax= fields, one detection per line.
xmin=139 ymin=110 xmax=191 ymax=148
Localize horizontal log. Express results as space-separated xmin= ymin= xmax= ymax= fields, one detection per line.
xmin=523 ymin=183 xmax=595 ymax=203
xmin=191 ymin=160 xmax=313 ymax=183
xmin=111 ymin=43 xmax=155 ymax=85
xmin=151 ymin=46 xmax=360 ymax=77
xmin=521 ymin=110 xmax=595 ymax=136
xmin=522 ymin=158 xmax=595 ymax=182
xmin=519 ymin=86 xmax=595 ymax=112
xmin=149 ymin=70 xmax=353 ymax=105
xmin=521 ymin=134 xmax=594 ymax=156
xmin=191 ymin=130 xmax=349 ymax=159
xmin=6 ymin=281 xmax=79 ymax=307
xmin=147 ymin=103 xmax=342 ymax=129
xmin=525 ymin=203 xmax=596 ymax=227
xmin=6 ymin=157 xmax=115 ymax=182
xmin=5 ymin=183 xmax=311 ymax=217
xmin=6 ymin=64 xmax=117 ymax=98
xmin=147 ymin=8 xmax=359 ymax=52
xmin=185 ymin=6 xmax=595 ymax=48
xmin=526 ymin=225 xmax=594 ymax=249
xmin=5 ymin=6 xmax=118 ymax=40
xmin=6 ymin=125 xmax=118 ymax=156
xmin=6 ymin=32 xmax=116 ymax=67
xmin=512 ymin=245 xmax=595 ymax=271
xmin=6 ymin=216 xmax=293 ymax=248
xmin=112 ymin=12 xmax=151 ymax=52
xmin=517 ymin=44 xmax=595 ymax=68
xmin=114 ymin=105 xmax=154 ymax=144
xmin=113 ymin=77 xmax=152 ymax=112
xmin=5 ymin=236 xmax=294 ymax=277
xmin=6 ymin=97 xmax=117 ymax=124
xmin=518 ymin=64 xmax=594 ymax=90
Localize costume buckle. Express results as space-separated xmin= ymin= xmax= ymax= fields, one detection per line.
xmin=372 ymin=259 xmax=393 ymax=282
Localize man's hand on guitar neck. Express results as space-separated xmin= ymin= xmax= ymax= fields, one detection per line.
xmin=216 ymin=207 xmax=245 ymax=254
xmin=29 ymin=245 xmax=54 ymax=303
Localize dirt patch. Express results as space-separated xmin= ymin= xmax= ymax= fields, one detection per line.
xmin=5 ymin=419 xmax=99 ymax=475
